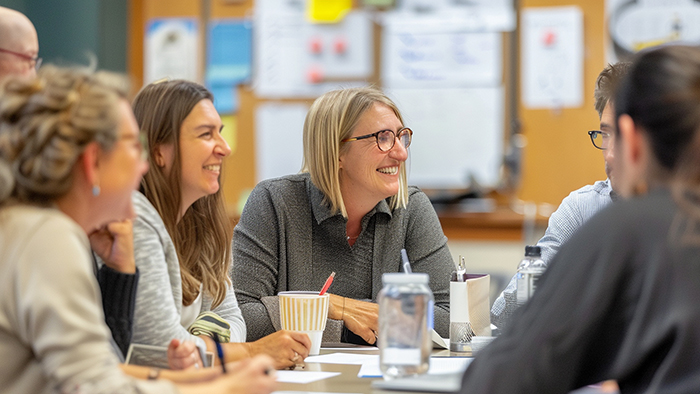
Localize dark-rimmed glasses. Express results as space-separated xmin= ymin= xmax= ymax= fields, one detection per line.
xmin=588 ymin=130 xmax=611 ymax=150
xmin=0 ymin=47 xmax=42 ymax=70
xmin=341 ymin=127 xmax=413 ymax=152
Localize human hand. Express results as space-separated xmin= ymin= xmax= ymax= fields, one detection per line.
xmin=167 ymin=338 xmax=202 ymax=370
xmin=89 ymin=219 xmax=136 ymax=274
xmin=246 ymin=330 xmax=311 ymax=369
xmin=211 ymin=355 xmax=277 ymax=394
xmin=328 ymin=294 xmax=378 ymax=344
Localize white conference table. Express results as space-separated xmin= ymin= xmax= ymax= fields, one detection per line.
xmin=274 ymin=347 xmax=615 ymax=394
xmin=275 ymin=347 xmax=455 ymax=394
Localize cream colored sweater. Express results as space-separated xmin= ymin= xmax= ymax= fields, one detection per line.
xmin=0 ymin=205 xmax=177 ymax=394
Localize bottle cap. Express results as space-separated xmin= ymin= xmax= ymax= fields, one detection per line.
xmin=525 ymin=245 xmax=542 ymax=257
xmin=382 ymin=272 xmax=429 ymax=285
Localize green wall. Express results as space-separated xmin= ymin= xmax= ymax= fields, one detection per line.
xmin=0 ymin=0 xmax=127 ymax=72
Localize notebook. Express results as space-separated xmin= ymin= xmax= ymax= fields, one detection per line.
xmin=125 ymin=343 xmax=214 ymax=368
xmin=372 ymin=372 xmax=464 ymax=393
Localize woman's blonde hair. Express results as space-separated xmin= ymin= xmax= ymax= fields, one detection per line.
xmin=301 ymin=87 xmax=408 ymax=217
xmin=0 ymin=65 xmax=127 ymax=205
xmin=132 ymin=80 xmax=231 ymax=308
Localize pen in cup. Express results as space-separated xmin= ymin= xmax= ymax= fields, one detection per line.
xmin=212 ymin=333 xmax=226 ymax=374
xmin=319 ymin=271 xmax=335 ymax=296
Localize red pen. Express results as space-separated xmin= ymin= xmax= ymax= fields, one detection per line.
xmin=319 ymin=271 xmax=336 ymax=295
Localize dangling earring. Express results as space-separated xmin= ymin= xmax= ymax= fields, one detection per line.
xmin=92 ymin=185 xmax=101 ymax=197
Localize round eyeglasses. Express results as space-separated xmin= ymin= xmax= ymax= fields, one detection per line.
xmin=341 ymin=127 xmax=413 ymax=152
xmin=587 ymin=130 xmax=612 ymax=150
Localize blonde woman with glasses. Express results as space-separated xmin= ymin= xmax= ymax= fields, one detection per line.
xmin=232 ymin=87 xmax=453 ymax=351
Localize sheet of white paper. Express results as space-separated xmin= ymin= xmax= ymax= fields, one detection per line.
xmin=388 ymin=2 xmax=515 ymax=32
xmin=521 ymin=6 xmax=584 ymax=109
xmin=305 ymin=353 xmax=378 ymax=365
xmin=358 ymin=356 xmax=472 ymax=378
xmin=431 ymin=329 xmax=449 ymax=349
xmin=275 ymin=371 xmax=341 ymax=384
xmin=254 ymin=0 xmax=371 ymax=98
xmin=275 ymin=392 xmax=360 ymax=394
xmin=145 ymin=18 xmax=199 ymax=84
xmin=255 ymin=103 xmax=308 ymax=182
xmin=321 ymin=346 xmax=378 ymax=351
xmin=381 ymin=19 xmax=502 ymax=89
xmin=387 ymin=87 xmax=504 ymax=189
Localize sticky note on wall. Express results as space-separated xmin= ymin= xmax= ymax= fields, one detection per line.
xmin=308 ymin=0 xmax=352 ymax=23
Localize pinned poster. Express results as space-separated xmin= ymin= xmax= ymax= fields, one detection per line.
xmin=206 ymin=20 xmax=252 ymax=85
xmin=308 ymin=0 xmax=352 ymax=23
xmin=521 ymin=6 xmax=584 ymax=109
xmin=145 ymin=18 xmax=199 ymax=84
xmin=206 ymin=19 xmax=252 ymax=113
xmin=606 ymin=0 xmax=700 ymax=62
xmin=209 ymin=84 xmax=239 ymax=114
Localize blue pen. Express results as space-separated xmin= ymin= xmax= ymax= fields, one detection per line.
xmin=401 ymin=248 xmax=412 ymax=273
xmin=212 ymin=333 xmax=227 ymax=374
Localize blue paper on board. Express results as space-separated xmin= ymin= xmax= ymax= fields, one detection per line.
xmin=206 ymin=19 xmax=252 ymax=85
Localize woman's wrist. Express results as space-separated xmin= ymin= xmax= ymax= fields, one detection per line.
xmin=147 ymin=367 xmax=160 ymax=380
xmin=328 ymin=294 xmax=346 ymax=320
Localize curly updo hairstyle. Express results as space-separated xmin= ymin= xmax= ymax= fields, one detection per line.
xmin=0 ymin=65 xmax=128 ymax=205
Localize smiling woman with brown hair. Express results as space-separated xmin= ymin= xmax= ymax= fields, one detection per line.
xmin=127 ymin=79 xmax=311 ymax=370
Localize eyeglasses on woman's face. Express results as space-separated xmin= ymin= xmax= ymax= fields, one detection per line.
xmin=341 ymin=127 xmax=413 ymax=152
xmin=588 ymin=130 xmax=612 ymax=150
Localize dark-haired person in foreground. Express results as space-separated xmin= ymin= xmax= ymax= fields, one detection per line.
xmin=461 ymin=45 xmax=700 ymax=393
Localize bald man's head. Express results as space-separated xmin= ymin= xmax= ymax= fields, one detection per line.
xmin=0 ymin=6 xmax=39 ymax=79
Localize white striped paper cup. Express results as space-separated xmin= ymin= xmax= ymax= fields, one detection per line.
xmin=279 ymin=291 xmax=329 ymax=355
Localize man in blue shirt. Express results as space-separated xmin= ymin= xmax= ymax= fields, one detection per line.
xmin=491 ymin=62 xmax=631 ymax=329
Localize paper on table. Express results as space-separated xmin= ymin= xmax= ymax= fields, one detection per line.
xmin=357 ymin=356 xmax=472 ymax=378
xmin=431 ymin=329 xmax=449 ymax=349
xmin=305 ymin=353 xmax=378 ymax=365
xmin=275 ymin=371 xmax=341 ymax=384
xmin=321 ymin=346 xmax=378 ymax=351
xmin=275 ymin=392 xmax=361 ymax=394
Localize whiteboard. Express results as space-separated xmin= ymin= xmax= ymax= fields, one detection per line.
xmin=381 ymin=11 xmax=506 ymax=189
xmin=388 ymin=87 xmax=505 ymax=189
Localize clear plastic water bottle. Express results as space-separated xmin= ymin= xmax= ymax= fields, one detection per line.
xmin=516 ymin=245 xmax=545 ymax=305
xmin=378 ymin=272 xmax=433 ymax=380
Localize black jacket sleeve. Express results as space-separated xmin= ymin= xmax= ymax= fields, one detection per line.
xmin=97 ymin=264 xmax=139 ymax=358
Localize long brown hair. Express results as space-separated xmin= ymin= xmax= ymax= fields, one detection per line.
xmin=132 ymin=80 xmax=232 ymax=307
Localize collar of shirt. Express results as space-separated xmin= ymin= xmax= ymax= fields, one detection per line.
xmin=307 ymin=177 xmax=393 ymax=225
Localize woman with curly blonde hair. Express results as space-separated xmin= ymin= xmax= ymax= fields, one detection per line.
xmin=0 ymin=66 xmax=275 ymax=394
